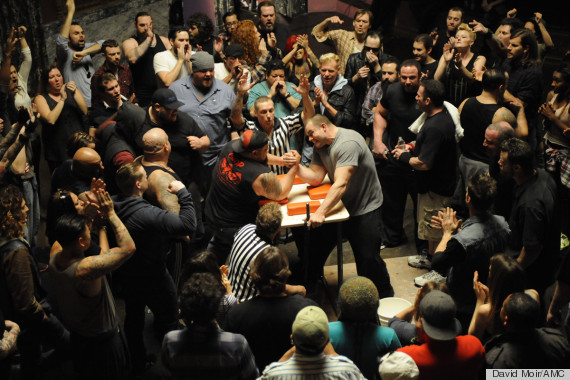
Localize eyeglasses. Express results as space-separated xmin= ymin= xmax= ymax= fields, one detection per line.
xmin=364 ymin=46 xmax=380 ymax=53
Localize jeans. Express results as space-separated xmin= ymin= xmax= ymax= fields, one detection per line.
xmin=22 ymin=174 xmax=40 ymax=247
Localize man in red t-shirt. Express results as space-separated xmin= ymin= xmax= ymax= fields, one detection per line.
xmin=397 ymin=290 xmax=485 ymax=380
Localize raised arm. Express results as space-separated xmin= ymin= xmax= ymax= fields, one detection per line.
xmin=75 ymin=190 xmax=136 ymax=282
xmin=312 ymin=16 xmax=343 ymax=41
xmin=1 ymin=29 xmax=19 ymax=86
xmin=434 ymin=44 xmax=453 ymax=81
xmin=505 ymin=98 xmax=528 ymax=138
xmin=59 ymin=0 xmax=75 ymax=39
xmin=230 ymin=71 xmax=255 ymax=130
xmin=17 ymin=27 xmax=32 ymax=82
xmin=292 ymin=75 xmax=315 ymax=123
xmin=534 ymin=12 xmax=554 ymax=49
xmin=123 ymin=25 xmax=155 ymax=65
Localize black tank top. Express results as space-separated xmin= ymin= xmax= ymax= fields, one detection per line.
xmin=129 ymin=34 xmax=167 ymax=107
xmin=459 ymin=97 xmax=500 ymax=164
xmin=136 ymin=156 xmax=181 ymax=182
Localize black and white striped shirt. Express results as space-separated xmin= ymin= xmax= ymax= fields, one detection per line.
xmin=228 ymin=224 xmax=270 ymax=302
xmin=246 ymin=112 xmax=304 ymax=174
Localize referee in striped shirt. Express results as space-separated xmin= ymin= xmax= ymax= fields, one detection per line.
xmin=230 ymin=72 xmax=315 ymax=174
xmin=228 ymin=202 xmax=306 ymax=302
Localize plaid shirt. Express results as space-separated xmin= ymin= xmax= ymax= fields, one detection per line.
xmin=248 ymin=48 xmax=280 ymax=85
xmin=91 ymin=63 xmax=135 ymax=106
xmin=312 ymin=28 xmax=359 ymax=75
xmin=361 ymin=81 xmax=384 ymax=125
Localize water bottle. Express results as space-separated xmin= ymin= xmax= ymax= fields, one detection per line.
xmin=396 ymin=136 xmax=406 ymax=150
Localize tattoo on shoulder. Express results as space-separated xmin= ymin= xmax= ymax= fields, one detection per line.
xmin=261 ymin=172 xmax=281 ymax=199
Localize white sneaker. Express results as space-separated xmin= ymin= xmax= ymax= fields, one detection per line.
xmin=407 ymin=254 xmax=431 ymax=269
xmin=414 ymin=270 xmax=447 ymax=287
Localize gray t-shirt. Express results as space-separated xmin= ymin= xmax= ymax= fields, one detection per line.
xmin=312 ymin=128 xmax=383 ymax=216
xmin=56 ymin=35 xmax=104 ymax=108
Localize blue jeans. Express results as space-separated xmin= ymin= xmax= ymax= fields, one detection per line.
xmin=22 ymin=174 xmax=40 ymax=247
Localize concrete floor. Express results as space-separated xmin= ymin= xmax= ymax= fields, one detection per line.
xmin=24 ymin=4 xmax=570 ymax=378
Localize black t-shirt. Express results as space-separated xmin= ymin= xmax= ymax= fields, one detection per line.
xmin=205 ymin=143 xmax=271 ymax=228
xmin=501 ymin=59 xmax=543 ymax=146
xmin=415 ymin=109 xmax=457 ymax=196
xmin=141 ymin=111 xmax=206 ymax=186
xmin=421 ymin=61 xmax=438 ymax=80
xmin=508 ymin=169 xmax=560 ymax=290
xmin=459 ymin=97 xmax=500 ymax=164
xmin=380 ymin=82 xmax=422 ymax=149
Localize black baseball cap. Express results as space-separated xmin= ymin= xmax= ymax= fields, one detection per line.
xmin=151 ymin=88 xmax=184 ymax=110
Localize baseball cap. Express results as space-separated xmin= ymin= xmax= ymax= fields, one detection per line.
xmin=378 ymin=352 xmax=419 ymax=380
xmin=231 ymin=129 xmax=269 ymax=153
xmin=292 ymin=306 xmax=329 ymax=355
xmin=151 ymin=88 xmax=184 ymax=110
xmin=418 ymin=290 xmax=462 ymax=341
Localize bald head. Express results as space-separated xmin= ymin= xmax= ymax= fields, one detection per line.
xmin=484 ymin=122 xmax=515 ymax=157
xmin=72 ymin=148 xmax=103 ymax=179
xmin=73 ymin=147 xmax=101 ymax=165
xmin=143 ymin=128 xmax=168 ymax=153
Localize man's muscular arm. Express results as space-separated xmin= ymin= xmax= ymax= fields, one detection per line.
xmin=148 ymin=171 xmax=180 ymax=214
xmin=252 ymin=164 xmax=299 ymax=200
xmin=307 ymin=165 xmax=354 ymax=229
xmin=123 ymin=25 xmax=154 ymax=65
xmin=372 ymin=101 xmax=390 ymax=159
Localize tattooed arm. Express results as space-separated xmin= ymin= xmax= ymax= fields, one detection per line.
xmin=147 ymin=170 xmax=180 ymax=214
xmin=252 ymin=164 xmax=299 ymax=200
xmin=75 ymin=190 xmax=136 ymax=289
xmin=0 ymin=320 xmax=20 ymax=359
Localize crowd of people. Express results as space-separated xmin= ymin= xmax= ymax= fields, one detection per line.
xmin=1 ymin=0 xmax=570 ymax=379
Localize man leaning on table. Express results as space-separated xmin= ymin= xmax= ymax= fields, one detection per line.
xmin=205 ymin=129 xmax=300 ymax=264
xmin=284 ymin=114 xmax=394 ymax=298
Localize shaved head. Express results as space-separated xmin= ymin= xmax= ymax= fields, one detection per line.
xmin=73 ymin=147 xmax=101 ymax=165
xmin=143 ymin=128 xmax=169 ymax=155
xmin=72 ymin=147 xmax=103 ymax=178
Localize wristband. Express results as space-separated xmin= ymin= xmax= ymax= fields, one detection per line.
xmin=399 ymin=151 xmax=412 ymax=164
xmin=284 ymin=93 xmax=291 ymax=99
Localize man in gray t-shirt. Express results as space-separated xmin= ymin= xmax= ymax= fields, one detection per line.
xmin=56 ymin=0 xmax=103 ymax=107
xmin=288 ymin=114 xmax=393 ymax=298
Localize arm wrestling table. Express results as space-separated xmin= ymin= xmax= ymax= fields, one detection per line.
xmin=278 ymin=178 xmax=350 ymax=304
